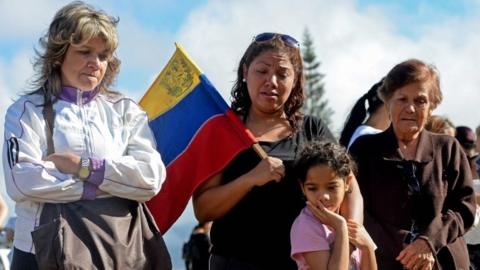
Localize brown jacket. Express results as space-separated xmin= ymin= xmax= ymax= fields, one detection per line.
xmin=349 ymin=126 xmax=476 ymax=270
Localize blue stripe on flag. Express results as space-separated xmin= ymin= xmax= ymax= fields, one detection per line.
xmin=149 ymin=75 xmax=229 ymax=165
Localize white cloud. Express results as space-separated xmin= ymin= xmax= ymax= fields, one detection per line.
xmin=175 ymin=0 xmax=480 ymax=133
xmin=0 ymin=0 xmax=63 ymax=40
xmin=114 ymin=13 xmax=175 ymax=98
xmin=0 ymin=0 xmax=144 ymax=41
xmin=9 ymin=51 xmax=36 ymax=93
xmin=3 ymin=1 xmax=478 ymax=133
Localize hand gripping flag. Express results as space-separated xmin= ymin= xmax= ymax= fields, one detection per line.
xmin=140 ymin=44 xmax=259 ymax=234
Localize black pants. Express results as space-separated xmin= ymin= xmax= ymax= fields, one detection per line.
xmin=209 ymin=254 xmax=263 ymax=270
xmin=468 ymin=244 xmax=480 ymax=270
xmin=11 ymin=248 xmax=38 ymax=270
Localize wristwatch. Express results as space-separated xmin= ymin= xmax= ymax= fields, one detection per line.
xmin=78 ymin=157 xmax=91 ymax=180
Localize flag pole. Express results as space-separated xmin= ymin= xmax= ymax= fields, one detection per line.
xmin=252 ymin=143 xmax=268 ymax=159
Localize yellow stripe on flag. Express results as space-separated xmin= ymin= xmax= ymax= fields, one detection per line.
xmin=139 ymin=43 xmax=203 ymax=119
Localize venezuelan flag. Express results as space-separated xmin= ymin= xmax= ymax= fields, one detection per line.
xmin=140 ymin=44 xmax=257 ymax=233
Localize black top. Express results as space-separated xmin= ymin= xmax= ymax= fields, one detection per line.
xmin=188 ymin=233 xmax=211 ymax=270
xmin=210 ymin=116 xmax=334 ymax=269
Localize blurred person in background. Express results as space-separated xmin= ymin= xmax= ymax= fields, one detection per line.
xmin=455 ymin=126 xmax=480 ymax=270
xmin=0 ymin=196 xmax=7 ymax=229
xmin=476 ymin=125 xmax=480 ymax=176
xmin=456 ymin=126 xmax=479 ymax=179
xmin=0 ymin=195 xmax=10 ymax=251
xmin=339 ymin=79 xmax=390 ymax=149
xmin=424 ymin=115 xmax=455 ymax=137
xmin=183 ymin=222 xmax=212 ymax=270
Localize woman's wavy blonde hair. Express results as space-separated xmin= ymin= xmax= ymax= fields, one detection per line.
xmin=30 ymin=1 xmax=120 ymax=99
xmin=425 ymin=115 xmax=455 ymax=135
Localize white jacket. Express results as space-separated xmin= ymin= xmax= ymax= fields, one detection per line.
xmin=2 ymin=87 xmax=166 ymax=253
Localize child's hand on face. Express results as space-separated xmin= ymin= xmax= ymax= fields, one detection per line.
xmin=307 ymin=200 xmax=346 ymax=229
xmin=347 ymin=219 xmax=375 ymax=251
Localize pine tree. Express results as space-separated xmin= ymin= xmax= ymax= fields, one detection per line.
xmin=302 ymin=28 xmax=333 ymax=127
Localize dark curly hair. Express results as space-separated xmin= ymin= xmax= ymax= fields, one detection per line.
xmin=295 ymin=141 xmax=354 ymax=184
xmin=231 ymin=34 xmax=305 ymax=133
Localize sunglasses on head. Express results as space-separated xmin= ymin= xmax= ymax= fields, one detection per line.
xmin=252 ymin=32 xmax=300 ymax=48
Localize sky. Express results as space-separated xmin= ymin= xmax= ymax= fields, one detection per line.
xmin=1 ymin=0 xmax=480 ymax=268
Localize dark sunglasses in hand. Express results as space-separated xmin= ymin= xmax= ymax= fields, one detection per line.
xmin=253 ymin=32 xmax=300 ymax=48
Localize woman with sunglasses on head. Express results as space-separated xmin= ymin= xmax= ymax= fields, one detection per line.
xmin=193 ymin=33 xmax=363 ymax=270
xmin=2 ymin=2 xmax=168 ymax=269
xmin=349 ymin=59 xmax=475 ymax=270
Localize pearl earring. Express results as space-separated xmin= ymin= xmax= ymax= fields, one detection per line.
xmin=242 ymin=78 xmax=246 ymax=83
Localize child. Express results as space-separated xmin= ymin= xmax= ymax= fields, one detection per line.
xmin=291 ymin=141 xmax=377 ymax=270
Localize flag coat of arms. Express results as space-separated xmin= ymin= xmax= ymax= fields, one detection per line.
xmin=140 ymin=44 xmax=257 ymax=233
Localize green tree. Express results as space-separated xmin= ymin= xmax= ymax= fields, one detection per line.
xmin=302 ymin=28 xmax=333 ymax=127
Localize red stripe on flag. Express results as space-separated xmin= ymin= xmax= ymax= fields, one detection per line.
xmin=147 ymin=111 xmax=255 ymax=233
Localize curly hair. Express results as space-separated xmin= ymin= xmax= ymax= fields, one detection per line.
xmin=29 ymin=1 xmax=120 ymax=101
xmin=231 ymin=34 xmax=304 ymax=133
xmin=295 ymin=140 xmax=354 ymax=184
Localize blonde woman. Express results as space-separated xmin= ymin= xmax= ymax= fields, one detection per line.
xmin=424 ymin=115 xmax=455 ymax=137
xmin=2 ymin=2 xmax=166 ymax=269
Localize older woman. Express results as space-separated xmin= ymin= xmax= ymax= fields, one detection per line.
xmin=349 ymin=59 xmax=475 ymax=270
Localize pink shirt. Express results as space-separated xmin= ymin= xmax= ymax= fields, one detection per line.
xmin=290 ymin=207 xmax=361 ymax=270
